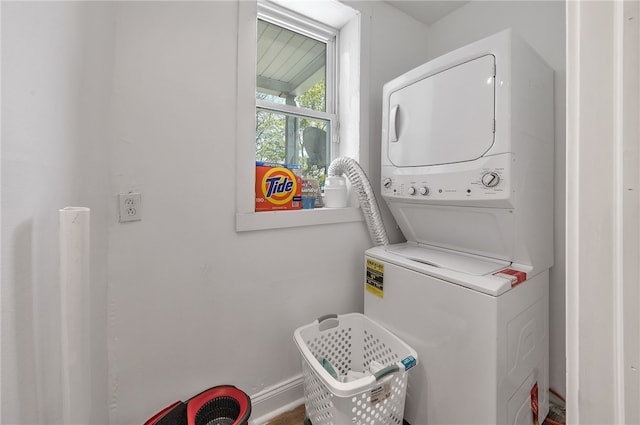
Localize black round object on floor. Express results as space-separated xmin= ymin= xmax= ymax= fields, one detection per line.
xmin=187 ymin=386 xmax=251 ymax=425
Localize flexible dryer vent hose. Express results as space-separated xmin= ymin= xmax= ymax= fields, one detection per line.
xmin=328 ymin=157 xmax=389 ymax=247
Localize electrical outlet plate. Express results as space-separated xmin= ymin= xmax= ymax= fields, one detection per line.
xmin=119 ymin=192 xmax=142 ymax=222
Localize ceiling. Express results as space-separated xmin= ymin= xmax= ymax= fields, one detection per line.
xmin=257 ymin=19 xmax=326 ymax=98
xmin=386 ymin=1 xmax=470 ymax=26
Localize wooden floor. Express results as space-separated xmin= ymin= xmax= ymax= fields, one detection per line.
xmin=266 ymin=404 xmax=305 ymax=425
xmin=264 ymin=402 xmax=566 ymax=425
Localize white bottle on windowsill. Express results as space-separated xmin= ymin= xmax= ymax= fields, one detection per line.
xmin=323 ymin=176 xmax=348 ymax=208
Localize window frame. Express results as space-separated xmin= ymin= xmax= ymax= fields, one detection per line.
xmin=256 ymin=2 xmax=338 ymax=172
xmin=235 ymin=0 xmax=364 ymax=232
xmin=257 ymin=2 xmax=338 ymax=128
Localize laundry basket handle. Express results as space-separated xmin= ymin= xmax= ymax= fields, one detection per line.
xmin=317 ymin=313 xmax=338 ymax=323
xmin=317 ymin=313 xmax=339 ymax=331
xmin=374 ymin=364 xmax=400 ymax=381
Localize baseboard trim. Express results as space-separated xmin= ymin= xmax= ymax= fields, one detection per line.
xmin=249 ymin=374 xmax=304 ymax=425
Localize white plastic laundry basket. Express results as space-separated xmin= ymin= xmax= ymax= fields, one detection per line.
xmin=293 ymin=313 xmax=418 ymax=425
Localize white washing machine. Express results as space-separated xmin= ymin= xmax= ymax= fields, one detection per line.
xmin=365 ymin=244 xmax=549 ymax=425
xmin=364 ymin=29 xmax=554 ymax=425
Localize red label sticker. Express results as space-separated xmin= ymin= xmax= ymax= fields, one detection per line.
xmin=531 ymin=382 xmax=539 ymax=425
xmin=493 ymin=268 xmax=527 ymax=287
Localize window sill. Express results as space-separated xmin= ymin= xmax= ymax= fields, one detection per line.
xmin=235 ymin=206 xmax=363 ymax=232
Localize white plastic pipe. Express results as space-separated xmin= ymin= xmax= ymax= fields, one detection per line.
xmin=59 ymin=207 xmax=91 ymax=424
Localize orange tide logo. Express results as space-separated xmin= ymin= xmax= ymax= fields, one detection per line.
xmin=261 ymin=167 xmax=298 ymax=205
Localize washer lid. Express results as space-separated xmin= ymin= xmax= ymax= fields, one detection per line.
xmin=385 ymin=243 xmax=508 ymax=276
xmin=387 ymin=54 xmax=496 ymax=167
xmin=368 ymin=244 xmax=514 ymax=296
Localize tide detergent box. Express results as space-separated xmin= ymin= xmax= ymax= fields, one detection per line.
xmin=255 ymin=162 xmax=302 ymax=211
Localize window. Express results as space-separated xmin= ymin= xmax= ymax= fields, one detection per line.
xmin=256 ymin=3 xmax=337 ymax=185
xmin=235 ymin=0 xmax=363 ymax=231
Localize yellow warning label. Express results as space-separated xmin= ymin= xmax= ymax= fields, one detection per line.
xmin=366 ymin=258 xmax=384 ymax=298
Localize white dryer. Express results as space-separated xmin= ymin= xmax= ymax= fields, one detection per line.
xmin=364 ymin=29 xmax=554 ymax=425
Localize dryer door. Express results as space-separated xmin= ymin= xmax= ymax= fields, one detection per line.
xmin=387 ymin=54 xmax=496 ymax=167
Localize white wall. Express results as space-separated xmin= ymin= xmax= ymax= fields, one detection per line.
xmin=0 ymin=1 xmax=431 ymax=423
xmin=106 ymin=2 xmax=430 ymax=423
xmin=424 ymin=1 xmax=567 ymax=397
xmin=1 ymin=2 xmax=111 ymax=424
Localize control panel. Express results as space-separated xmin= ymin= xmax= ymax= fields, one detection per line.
xmin=381 ymin=155 xmax=512 ymax=204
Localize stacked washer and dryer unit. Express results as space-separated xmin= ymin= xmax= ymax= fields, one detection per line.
xmin=364 ymin=30 xmax=554 ymax=425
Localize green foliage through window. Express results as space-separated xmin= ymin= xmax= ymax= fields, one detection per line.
xmin=256 ymin=79 xmax=329 ymax=180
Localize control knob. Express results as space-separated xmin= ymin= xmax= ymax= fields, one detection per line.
xmin=407 ymin=186 xmax=416 ymax=195
xmin=481 ymin=172 xmax=500 ymax=188
xmin=419 ymin=186 xmax=429 ymax=196
xmin=382 ymin=177 xmax=392 ymax=189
